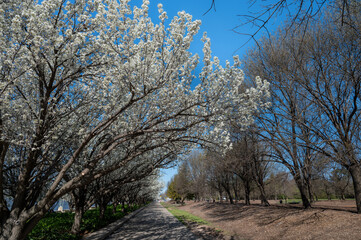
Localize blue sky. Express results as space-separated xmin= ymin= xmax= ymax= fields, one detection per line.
xmin=131 ymin=0 xmax=283 ymax=63
xmin=130 ymin=0 xmax=283 ymax=192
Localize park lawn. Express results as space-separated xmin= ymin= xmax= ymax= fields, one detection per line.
xmin=27 ymin=204 xmax=141 ymax=240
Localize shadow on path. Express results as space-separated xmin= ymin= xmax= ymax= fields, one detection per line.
xmin=106 ymin=202 xmax=201 ymax=240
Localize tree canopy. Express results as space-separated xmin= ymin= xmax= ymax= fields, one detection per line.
xmin=0 ymin=0 xmax=268 ymax=239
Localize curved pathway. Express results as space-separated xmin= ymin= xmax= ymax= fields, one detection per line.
xmin=106 ymin=202 xmax=201 ymax=240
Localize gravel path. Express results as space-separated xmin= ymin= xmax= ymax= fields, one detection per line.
xmin=105 ymin=202 xmax=202 ymax=240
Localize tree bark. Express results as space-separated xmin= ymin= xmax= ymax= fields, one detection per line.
xmin=121 ymin=201 xmax=126 ymax=213
xmin=294 ymin=176 xmax=311 ymax=209
xmin=0 ymin=141 xmax=10 ymax=227
xmin=99 ymin=202 xmax=107 ymax=220
xmin=112 ymin=202 xmax=118 ymax=215
xmin=305 ymin=176 xmax=315 ymax=203
xmin=224 ymin=188 xmax=234 ymax=204
xmin=71 ymin=206 xmax=84 ymax=234
xmin=1 ymin=191 xmax=65 ymax=240
xmin=349 ymin=165 xmax=361 ymax=213
xmin=1 ymin=219 xmax=23 ymax=240
xmin=0 ymin=212 xmax=42 ymax=240
xmin=70 ymin=187 xmax=88 ymax=235
xmin=218 ymin=189 xmax=223 ymax=202
xmin=255 ymin=181 xmax=270 ymax=206
xmin=233 ymin=183 xmax=239 ymax=203
xmin=244 ymin=180 xmax=251 ymax=205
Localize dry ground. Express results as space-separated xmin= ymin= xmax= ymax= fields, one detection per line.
xmin=176 ymin=200 xmax=361 ymax=240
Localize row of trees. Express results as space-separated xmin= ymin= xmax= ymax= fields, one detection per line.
xmin=0 ymin=0 xmax=267 ymax=239
xmin=66 ymin=162 xmax=163 ymax=234
xmin=244 ymin=1 xmax=361 ymax=211
xmin=167 ymin=146 xmax=354 ymax=205
xmin=168 ymin=1 xmax=361 ymax=213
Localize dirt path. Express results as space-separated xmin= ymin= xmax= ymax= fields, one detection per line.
xmin=105 ymin=202 xmax=202 ymax=240
xmin=177 ymin=200 xmax=361 ymax=240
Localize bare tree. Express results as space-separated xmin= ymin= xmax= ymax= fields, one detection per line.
xmin=248 ymin=132 xmax=271 ymax=206
xmin=186 ymin=152 xmax=210 ymax=201
xmin=243 ymin=27 xmax=320 ymax=208
xmin=203 ymin=151 xmax=235 ymax=203
xmin=227 ymin=138 xmax=254 ymax=205
xmin=244 ymin=2 xmax=361 ymax=212
xmin=207 ymin=0 xmax=351 ymax=46
xmin=173 ymin=161 xmax=193 ymax=203
xmin=295 ymin=4 xmax=361 ymax=212
xmin=330 ymin=167 xmax=352 ymax=200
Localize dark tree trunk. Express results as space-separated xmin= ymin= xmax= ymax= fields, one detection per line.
xmin=294 ymin=176 xmax=311 ymax=209
xmin=244 ymin=181 xmax=251 ymax=205
xmin=112 ymin=202 xmax=118 ymax=214
xmin=306 ymin=177 xmax=314 ymax=203
xmin=99 ymin=205 xmax=105 ymax=220
xmin=99 ymin=201 xmax=108 ymax=220
xmin=121 ymin=201 xmax=126 ymax=213
xmin=0 ymin=142 xmax=10 ymax=227
xmin=71 ymin=207 xmax=84 ymax=235
xmin=218 ymin=190 xmax=223 ymax=202
xmin=1 ymin=218 xmax=24 ymax=240
xmin=1 ymin=209 xmax=46 ymax=240
xmin=349 ymin=165 xmax=361 ymax=213
xmin=253 ymin=171 xmax=270 ymax=206
xmin=225 ymin=189 xmax=234 ymax=204
xmin=70 ymin=188 xmax=88 ymax=235
xmin=340 ymin=193 xmax=346 ymax=200
xmin=257 ymin=183 xmax=270 ymax=206
xmin=233 ymin=187 xmax=239 ymax=203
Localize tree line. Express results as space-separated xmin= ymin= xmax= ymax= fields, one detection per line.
xmin=167 ymin=137 xmax=354 ymax=205
xmin=168 ymin=1 xmax=361 ymax=213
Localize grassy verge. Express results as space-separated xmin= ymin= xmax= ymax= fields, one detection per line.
xmin=27 ymin=204 xmax=142 ymax=240
xmin=161 ymin=202 xmax=227 ymax=239
xmin=160 ymin=202 xmax=209 ymax=225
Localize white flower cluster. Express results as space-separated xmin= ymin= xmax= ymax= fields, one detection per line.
xmin=0 ymin=0 xmax=269 ymax=197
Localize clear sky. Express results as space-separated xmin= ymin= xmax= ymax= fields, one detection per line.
xmin=130 ymin=0 xmax=283 ymax=192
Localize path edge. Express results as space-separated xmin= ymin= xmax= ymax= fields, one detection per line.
xmin=82 ymin=205 xmax=147 ymax=240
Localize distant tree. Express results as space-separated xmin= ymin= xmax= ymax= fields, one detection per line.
xmin=330 ymin=167 xmax=352 ymax=200
xmin=227 ymin=139 xmax=254 ymax=205
xmin=166 ymin=178 xmax=181 ymax=201
xmin=266 ymin=171 xmax=295 ymax=200
xmin=203 ymin=152 xmax=226 ymax=202
xmin=186 ymin=152 xmax=209 ymax=201
xmin=247 ymin=131 xmax=271 ymax=206
xmin=173 ymin=161 xmax=193 ymax=203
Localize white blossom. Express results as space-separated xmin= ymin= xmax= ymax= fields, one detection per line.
xmin=0 ymin=0 xmax=269 ymax=236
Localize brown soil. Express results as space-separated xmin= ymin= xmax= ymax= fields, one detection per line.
xmin=182 ymin=221 xmax=226 ymax=240
xmin=177 ymin=200 xmax=361 ymax=240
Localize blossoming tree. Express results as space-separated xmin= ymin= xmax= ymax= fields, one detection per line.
xmin=0 ymin=0 xmax=269 ymax=239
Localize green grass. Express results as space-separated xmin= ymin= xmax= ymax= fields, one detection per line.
xmin=27 ymin=211 xmax=78 ymax=240
xmin=161 ymin=202 xmax=209 ymax=225
xmin=27 ymin=204 xmax=142 ymax=240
